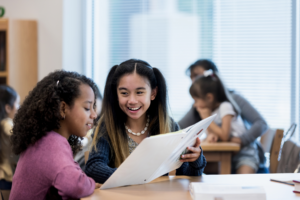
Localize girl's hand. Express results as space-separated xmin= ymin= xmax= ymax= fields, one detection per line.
xmin=206 ymin=133 xmax=218 ymax=143
xmin=95 ymin=183 xmax=102 ymax=189
xmin=180 ymin=137 xmax=202 ymax=162
xmin=230 ymin=137 xmax=242 ymax=144
xmin=195 ymin=107 xmax=212 ymax=119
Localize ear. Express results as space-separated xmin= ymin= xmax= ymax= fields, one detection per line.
xmin=206 ymin=93 xmax=214 ymax=103
xmin=59 ymin=101 xmax=68 ymax=120
xmin=5 ymin=104 xmax=12 ymax=115
xmin=151 ymin=87 xmax=158 ymax=101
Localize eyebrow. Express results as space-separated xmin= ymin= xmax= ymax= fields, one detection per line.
xmin=84 ymin=101 xmax=93 ymax=104
xmin=118 ymin=87 xmax=146 ymax=90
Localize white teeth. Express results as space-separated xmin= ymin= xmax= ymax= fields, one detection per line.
xmin=128 ymin=107 xmax=141 ymax=111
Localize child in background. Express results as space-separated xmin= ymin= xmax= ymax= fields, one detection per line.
xmin=85 ymin=59 xmax=207 ymax=184
xmin=0 ymin=85 xmax=19 ymax=191
xmin=189 ymin=70 xmax=260 ymax=174
xmin=9 ymin=71 xmax=100 ymax=200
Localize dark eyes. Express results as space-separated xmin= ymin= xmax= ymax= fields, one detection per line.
xmin=85 ymin=108 xmax=90 ymax=111
xmin=120 ymin=91 xmax=144 ymax=95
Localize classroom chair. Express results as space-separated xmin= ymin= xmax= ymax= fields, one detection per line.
xmin=259 ymin=128 xmax=284 ymax=173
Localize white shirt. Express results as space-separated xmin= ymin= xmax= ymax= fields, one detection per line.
xmin=211 ymin=101 xmax=246 ymax=137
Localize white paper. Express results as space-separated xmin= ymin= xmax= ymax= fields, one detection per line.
xmin=100 ymin=114 xmax=216 ymax=189
xmin=190 ymin=183 xmax=266 ymax=200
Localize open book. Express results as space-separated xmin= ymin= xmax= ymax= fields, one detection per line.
xmin=100 ymin=114 xmax=216 ymax=189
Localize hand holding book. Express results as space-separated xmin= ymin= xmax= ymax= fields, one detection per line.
xmin=180 ymin=137 xmax=202 ymax=162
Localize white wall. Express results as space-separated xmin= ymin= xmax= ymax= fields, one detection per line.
xmin=1 ymin=0 xmax=63 ymax=80
xmin=62 ymin=0 xmax=84 ymax=74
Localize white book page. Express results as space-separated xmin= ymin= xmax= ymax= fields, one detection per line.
xmin=146 ymin=115 xmax=216 ymax=181
xmin=101 ymin=132 xmax=184 ymax=189
xmin=101 ymin=115 xmax=216 ymax=189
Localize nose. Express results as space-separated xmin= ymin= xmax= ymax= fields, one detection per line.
xmin=90 ymin=107 xmax=97 ymax=119
xmin=128 ymin=94 xmax=138 ymax=104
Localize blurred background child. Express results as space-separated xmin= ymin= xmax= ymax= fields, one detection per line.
xmin=0 ymin=85 xmax=19 ymax=192
xmin=189 ymin=70 xmax=260 ymax=174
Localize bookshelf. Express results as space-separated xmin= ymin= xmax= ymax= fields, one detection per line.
xmin=0 ymin=18 xmax=37 ymax=102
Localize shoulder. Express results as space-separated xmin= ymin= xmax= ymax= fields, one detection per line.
xmin=219 ymin=101 xmax=234 ymax=110
xmin=230 ymin=91 xmax=248 ymax=105
xmin=92 ymin=125 xmax=111 ymax=145
xmin=18 ymin=131 xmax=74 ymax=177
xmin=35 ymin=131 xmax=73 ymax=161
xmin=45 ymin=131 xmax=71 ymax=148
xmin=218 ymin=102 xmax=235 ymax=117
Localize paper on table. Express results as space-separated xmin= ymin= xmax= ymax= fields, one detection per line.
xmin=189 ymin=183 xmax=266 ymax=200
xmin=100 ymin=114 xmax=216 ymax=189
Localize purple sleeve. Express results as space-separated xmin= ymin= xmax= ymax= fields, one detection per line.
xmin=53 ymin=165 xmax=95 ymax=199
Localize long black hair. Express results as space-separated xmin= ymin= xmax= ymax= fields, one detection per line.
xmin=0 ymin=85 xmax=18 ymax=164
xmin=92 ymin=59 xmax=171 ymax=167
xmin=11 ymin=70 xmax=97 ymax=155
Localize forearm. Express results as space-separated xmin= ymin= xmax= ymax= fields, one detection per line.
xmin=85 ymin=162 xmax=116 ymax=184
xmin=55 ymin=166 xmax=96 ymax=198
xmin=85 ymin=136 xmax=117 ymax=184
xmin=207 ymin=122 xmax=230 ymax=141
xmin=239 ymin=120 xmax=268 ymax=146
xmin=232 ymin=93 xmax=268 ymax=146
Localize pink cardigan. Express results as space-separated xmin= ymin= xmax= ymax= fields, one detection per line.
xmin=10 ymin=131 xmax=95 ymax=200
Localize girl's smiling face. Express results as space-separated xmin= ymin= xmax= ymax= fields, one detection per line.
xmin=63 ymin=84 xmax=97 ymax=138
xmin=117 ymin=73 xmax=157 ymax=121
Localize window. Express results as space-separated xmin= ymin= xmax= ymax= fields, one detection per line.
xmin=85 ymin=0 xmax=299 ymax=135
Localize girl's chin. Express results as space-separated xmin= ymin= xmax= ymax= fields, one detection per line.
xmin=126 ymin=112 xmax=147 ymax=120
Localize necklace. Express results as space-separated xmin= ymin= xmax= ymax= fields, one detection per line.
xmin=125 ymin=115 xmax=150 ymax=136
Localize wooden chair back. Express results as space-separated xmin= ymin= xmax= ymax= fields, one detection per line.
xmin=261 ymin=129 xmax=284 ymax=173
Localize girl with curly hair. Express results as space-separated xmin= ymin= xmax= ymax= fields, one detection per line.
xmin=85 ymin=59 xmax=207 ymax=184
xmin=0 ymin=85 xmax=19 ymax=191
xmin=9 ymin=71 xmax=100 ymax=200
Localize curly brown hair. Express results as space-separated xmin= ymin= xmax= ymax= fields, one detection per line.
xmin=11 ymin=70 xmax=97 ymax=155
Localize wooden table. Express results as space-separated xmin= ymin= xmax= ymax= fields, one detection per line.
xmin=201 ymin=142 xmax=240 ymax=174
xmin=81 ymin=173 xmax=300 ymax=200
